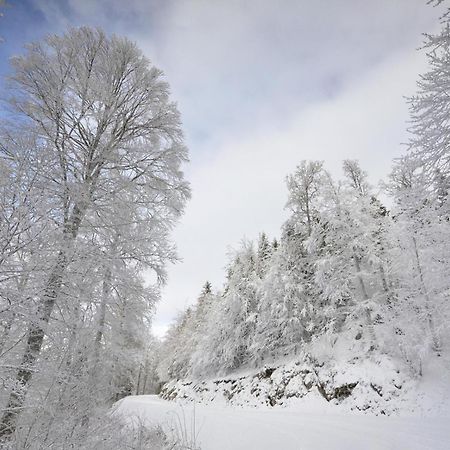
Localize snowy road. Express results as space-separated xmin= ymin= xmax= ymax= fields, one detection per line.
xmin=116 ymin=395 xmax=450 ymax=450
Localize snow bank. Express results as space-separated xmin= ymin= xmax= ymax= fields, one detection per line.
xmin=116 ymin=395 xmax=450 ymax=450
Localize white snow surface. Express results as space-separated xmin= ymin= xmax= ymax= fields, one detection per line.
xmin=116 ymin=394 xmax=450 ymax=450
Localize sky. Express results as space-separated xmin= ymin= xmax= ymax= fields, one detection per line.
xmin=0 ymin=0 xmax=445 ymax=337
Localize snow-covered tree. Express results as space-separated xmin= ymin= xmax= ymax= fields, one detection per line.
xmin=207 ymin=243 xmax=259 ymax=373
xmin=286 ymin=160 xmax=326 ymax=237
xmin=408 ymin=22 xmax=450 ymax=186
xmin=387 ymin=157 xmax=449 ymax=370
xmin=0 ymin=26 xmax=189 ymax=440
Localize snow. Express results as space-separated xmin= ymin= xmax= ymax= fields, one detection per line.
xmin=115 ymin=394 xmax=450 ymax=450
xmin=158 ymin=350 xmax=450 ymax=417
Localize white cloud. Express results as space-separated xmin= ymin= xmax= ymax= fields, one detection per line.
xmin=142 ymin=0 xmax=440 ymax=144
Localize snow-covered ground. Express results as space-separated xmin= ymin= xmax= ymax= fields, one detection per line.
xmin=115 ymin=394 xmax=450 ymax=450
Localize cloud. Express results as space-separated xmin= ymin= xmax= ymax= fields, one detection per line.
xmin=30 ymin=0 xmax=441 ymax=147
xmin=141 ymin=0 xmax=440 ymax=156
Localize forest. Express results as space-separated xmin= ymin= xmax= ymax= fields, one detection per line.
xmin=0 ymin=1 xmax=449 ymax=449
xmin=159 ymin=153 xmax=448 ymax=380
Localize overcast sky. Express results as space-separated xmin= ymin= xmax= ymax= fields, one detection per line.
xmin=0 ymin=0 xmax=444 ymax=337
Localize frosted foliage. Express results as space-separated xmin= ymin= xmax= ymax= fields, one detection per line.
xmin=408 ymin=25 xmax=450 ymax=182
xmin=3 ymin=2 xmax=450 ymax=446
xmin=157 ymin=7 xmax=450 ymax=429
xmin=159 ymin=158 xmax=449 ymax=386
xmin=0 ymin=26 xmax=189 ymax=445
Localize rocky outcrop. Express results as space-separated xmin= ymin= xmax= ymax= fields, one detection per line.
xmin=160 ymin=355 xmax=409 ymax=415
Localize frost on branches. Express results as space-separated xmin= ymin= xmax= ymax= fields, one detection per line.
xmin=158 ymin=158 xmax=449 ymax=404
xmin=0 ymin=27 xmax=189 ymax=446
xmin=158 ymin=11 xmax=450 ymax=391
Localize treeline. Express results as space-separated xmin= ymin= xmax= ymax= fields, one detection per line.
xmin=159 ymin=6 xmax=450 ymax=383
xmin=159 ymin=155 xmax=450 ymax=379
xmin=0 ymin=28 xmax=189 ymax=447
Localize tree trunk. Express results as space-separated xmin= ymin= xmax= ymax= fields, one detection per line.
xmin=78 ymin=265 xmax=112 ymax=428
xmin=141 ymin=371 xmax=149 ymax=395
xmin=379 ymin=264 xmax=389 ymax=294
xmin=412 ymin=236 xmax=441 ymax=355
xmin=136 ymin=363 xmax=143 ymax=395
xmin=0 ymin=202 xmax=87 ymax=440
xmin=0 ymin=250 xmax=67 ymax=439
xmin=354 ymin=255 xmax=376 ymax=348
xmin=0 ymin=267 xmax=31 ymax=357
xmin=92 ymin=266 xmax=111 ymax=372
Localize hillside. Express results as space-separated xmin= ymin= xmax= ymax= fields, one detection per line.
xmin=159 ymin=331 xmax=450 ymax=416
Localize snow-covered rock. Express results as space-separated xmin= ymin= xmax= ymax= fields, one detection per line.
xmin=160 ymin=352 xmax=449 ymax=416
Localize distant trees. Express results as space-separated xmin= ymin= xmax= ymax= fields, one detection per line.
xmin=158 ymin=2 xmax=450 ymax=381
xmin=156 ymin=0 xmax=450 ymax=387
xmin=0 ymin=27 xmax=189 ymax=444
xmin=158 ymin=157 xmax=449 ymax=382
